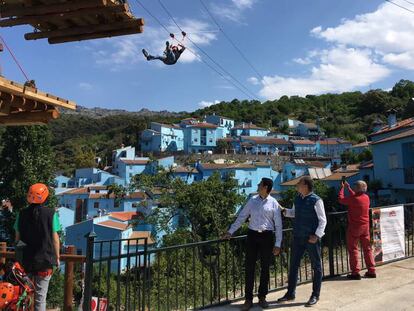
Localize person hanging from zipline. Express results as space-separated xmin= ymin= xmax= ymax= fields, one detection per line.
xmin=142 ymin=31 xmax=186 ymax=65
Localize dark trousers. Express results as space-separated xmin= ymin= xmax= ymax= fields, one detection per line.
xmin=287 ymin=236 xmax=322 ymax=298
xmin=245 ymin=229 xmax=274 ymax=300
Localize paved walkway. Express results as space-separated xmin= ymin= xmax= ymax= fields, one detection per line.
xmin=207 ymin=257 xmax=414 ymax=311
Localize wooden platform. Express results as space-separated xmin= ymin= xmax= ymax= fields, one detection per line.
xmin=0 ymin=76 xmax=76 ymax=125
xmin=0 ymin=0 xmax=144 ymax=44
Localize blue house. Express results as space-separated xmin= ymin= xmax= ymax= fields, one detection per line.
xmin=205 ymin=114 xmax=235 ymax=138
xmin=140 ymin=122 xmax=184 ymax=153
xmin=196 ymin=162 xmax=280 ymax=196
xmin=296 ymin=122 xmax=324 ymax=138
xmin=291 ymin=140 xmax=316 ymax=155
xmin=183 ymin=122 xmax=218 ymax=153
xmin=171 ymin=166 xmax=200 ymax=184
xmin=74 ymin=168 xmax=125 ymax=187
xmin=371 ymin=127 xmax=414 ymax=203
xmin=283 ymin=159 xmax=331 ymax=181
xmin=231 ymin=123 xmax=269 ymax=137
xmin=350 ymin=141 xmax=371 ymax=155
xmin=54 ymin=175 xmax=74 ymax=194
xmin=65 ymin=215 xmax=154 ymax=271
xmin=58 ymin=187 xmax=151 ymax=223
xmin=237 ymin=136 xmax=291 ymax=155
xmin=278 ymin=119 xmax=302 ymax=135
xmin=316 ymin=139 xmax=352 ymax=158
xmin=57 ymin=207 xmax=75 ymax=233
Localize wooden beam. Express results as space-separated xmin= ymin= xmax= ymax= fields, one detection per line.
xmin=0 ymin=109 xmax=60 ymax=126
xmin=25 ymin=19 xmax=144 ymax=40
xmin=0 ymin=77 xmax=76 ymax=110
xmin=48 ymin=25 xmax=144 ymax=44
xmin=0 ymin=4 xmax=130 ymax=27
xmin=0 ymin=0 xmax=108 ymax=18
xmin=0 ymin=99 xmax=11 ymax=116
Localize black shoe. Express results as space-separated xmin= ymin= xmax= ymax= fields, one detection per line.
xmin=347 ymin=273 xmax=361 ymax=280
xmin=142 ymin=49 xmax=151 ymax=60
xmin=305 ymin=296 xmax=319 ymax=307
xmin=277 ymin=293 xmax=295 ymax=303
xmin=240 ymin=299 xmax=253 ymax=311
xmin=166 ymin=41 xmax=170 ymax=47
xmin=364 ymin=272 xmax=377 ymax=278
xmin=258 ymin=297 xmax=269 ymax=308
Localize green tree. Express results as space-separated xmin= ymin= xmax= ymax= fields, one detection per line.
xmin=0 ymin=126 xmax=56 ymax=212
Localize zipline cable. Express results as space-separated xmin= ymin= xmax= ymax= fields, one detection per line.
xmin=199 ymin=0 xmax=265 ymax=84
xmin=0 ymin=35 xmax=30 ymax=81
xmin=135 ymin=0 xmax=257 ymax=100
xmin=385 ymin=0 xmax=414 ymax=14
xmin=157 ymin=0 xmax=259 ymax=100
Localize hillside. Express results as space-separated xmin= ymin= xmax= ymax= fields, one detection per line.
xmin=1 ymin=79 xmax=414 ymax=175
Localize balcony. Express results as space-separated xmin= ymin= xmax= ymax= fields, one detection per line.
xmin=404 ymin=167 xmax=414 ymax=184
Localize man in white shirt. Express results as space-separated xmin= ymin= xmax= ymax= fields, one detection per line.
xmin=278 ymin=176 xmax=327 ymax=307
xmin=223 ymin=178 xmax=283 ymax=310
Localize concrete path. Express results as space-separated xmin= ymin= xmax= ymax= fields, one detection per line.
xmin=207 ymin=257 xmax=414 ymax=311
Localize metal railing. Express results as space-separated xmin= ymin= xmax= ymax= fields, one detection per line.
xmin=83 ymin=203 xmax=414 ymax=311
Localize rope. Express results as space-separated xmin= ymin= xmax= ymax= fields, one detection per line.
xmin=135 ymin=0 xmax=257 ymax=100
xmin=0 ymin=35 xmax=30 ymax=81
xmin=157 ymin=0 xmax=258 ymax=100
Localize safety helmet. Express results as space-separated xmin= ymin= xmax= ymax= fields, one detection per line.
xmin=0 ymin=282 xmax=15 ymax=309
xmin=27 ymin=183 xmax=49 ymax=204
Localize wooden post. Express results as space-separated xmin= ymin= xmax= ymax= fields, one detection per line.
xmin=64 ymin=245 xmax=76 ymax=311
xmin=0 ymin=242 xmax=6 ymax=264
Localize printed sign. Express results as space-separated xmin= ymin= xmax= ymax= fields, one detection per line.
xmin=372 ymin=205 xmax=405 ymax=263
xmin=91 ymin=297 xmax=108 ymax=311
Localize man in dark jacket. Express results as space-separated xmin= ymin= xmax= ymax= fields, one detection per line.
xmin=278 ymin=176 xmax=327 ymax=307
xmin=142 ymin=41 xmax=186 ymax=65
xmin=14 ymin=183 xmax=61 ymax=311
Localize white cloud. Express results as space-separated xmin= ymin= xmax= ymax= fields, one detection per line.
xmin=79 ymin=82 xmax=93 ymax=91
xmin=260 ymin=47 xmax=390 ymax=99
xmin=211 ymin=0 xmax=256 ymax=22
xmin=259 ymin=2 xmax=414 ymax=99
xmin=91 ymin=19 xmax=217 ymax=69
xmin=311 ymin=2 xmax=414 ymax=70
xmin=198 ymin=100 xmax=220 ymax=108
xmin=247 ymin=77 xmax=260 ymax=85
xmin=232 ymin=0 xmax=255 ymax=10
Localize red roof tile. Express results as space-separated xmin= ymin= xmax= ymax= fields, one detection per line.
xmin=97 ymin=220 xmax=129 ymax=231
xmin=372 ymin=127 xmax=414 ymax=145
xmin=352 ymin=141 xmax=370 ymax=148
xmin=369 ymin=118 xmax=414 ymax=137
xmin=291 ymin=140 xmax=316 ymax=145
xmin=188 ymin=122 xmax=218 ymax=129
xmin=109 ymin=212 xmax=144 ymax=221
xmin=128 ymin=231 xmax=154 ymax=245
xmin=241 ymin=136 xmax=290 ymax=145
xmin=200 ymin=163 xmax=256 ymax=170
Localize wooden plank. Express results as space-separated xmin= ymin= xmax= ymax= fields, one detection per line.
xmin=0 ymin=99 xmax=11 ymax=116
xmin=0 ymin=0 xmax=108 ymax=18
xmin=0 ymin=76 xmax=76 ymax=110
xmin=25 ymin=18 xmax=144 ymax=40
xmin=0 ymin=109 xmax=60 ymax=125
xmin=0 ymin=4 xmax=129 ymax=27
xmin=48 ymin=25 xmax=144 ymax=44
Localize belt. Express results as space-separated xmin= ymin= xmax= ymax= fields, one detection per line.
xmin=35 ymin=269 xmax=53 ymax=277
xmin=249 ymin=229 xmax=273 ymax=234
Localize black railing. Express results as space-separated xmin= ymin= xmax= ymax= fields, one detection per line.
xmin=83 ymin=203 xmax=414 ymax=311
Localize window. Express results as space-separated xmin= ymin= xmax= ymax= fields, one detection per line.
xmin=62 ymin=183 xmax=67 ymax=188
xmin=94 ymin=202 xmax=99 ymax=209
xmin=209 ymin=138 xmax=213 ymax=143
xmin=388 ymin=153 xmax=399 ymax=169
xmin=114 ymin=201 xmax=120 ymax=208
xmin=194 ymin=138 xmax=198 ymax=142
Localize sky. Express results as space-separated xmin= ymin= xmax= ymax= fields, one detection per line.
xmin=1 ymin=0 xmax=414 ymax=112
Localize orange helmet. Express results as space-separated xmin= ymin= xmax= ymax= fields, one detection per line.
xmin=27 ymin=183 xmax=49 ymax=204
xmin=0 ymin=282 xmax=15 ymax=308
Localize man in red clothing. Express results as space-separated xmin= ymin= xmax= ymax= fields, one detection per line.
xmin=338 ymin=180 xmax=376 ymax=280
